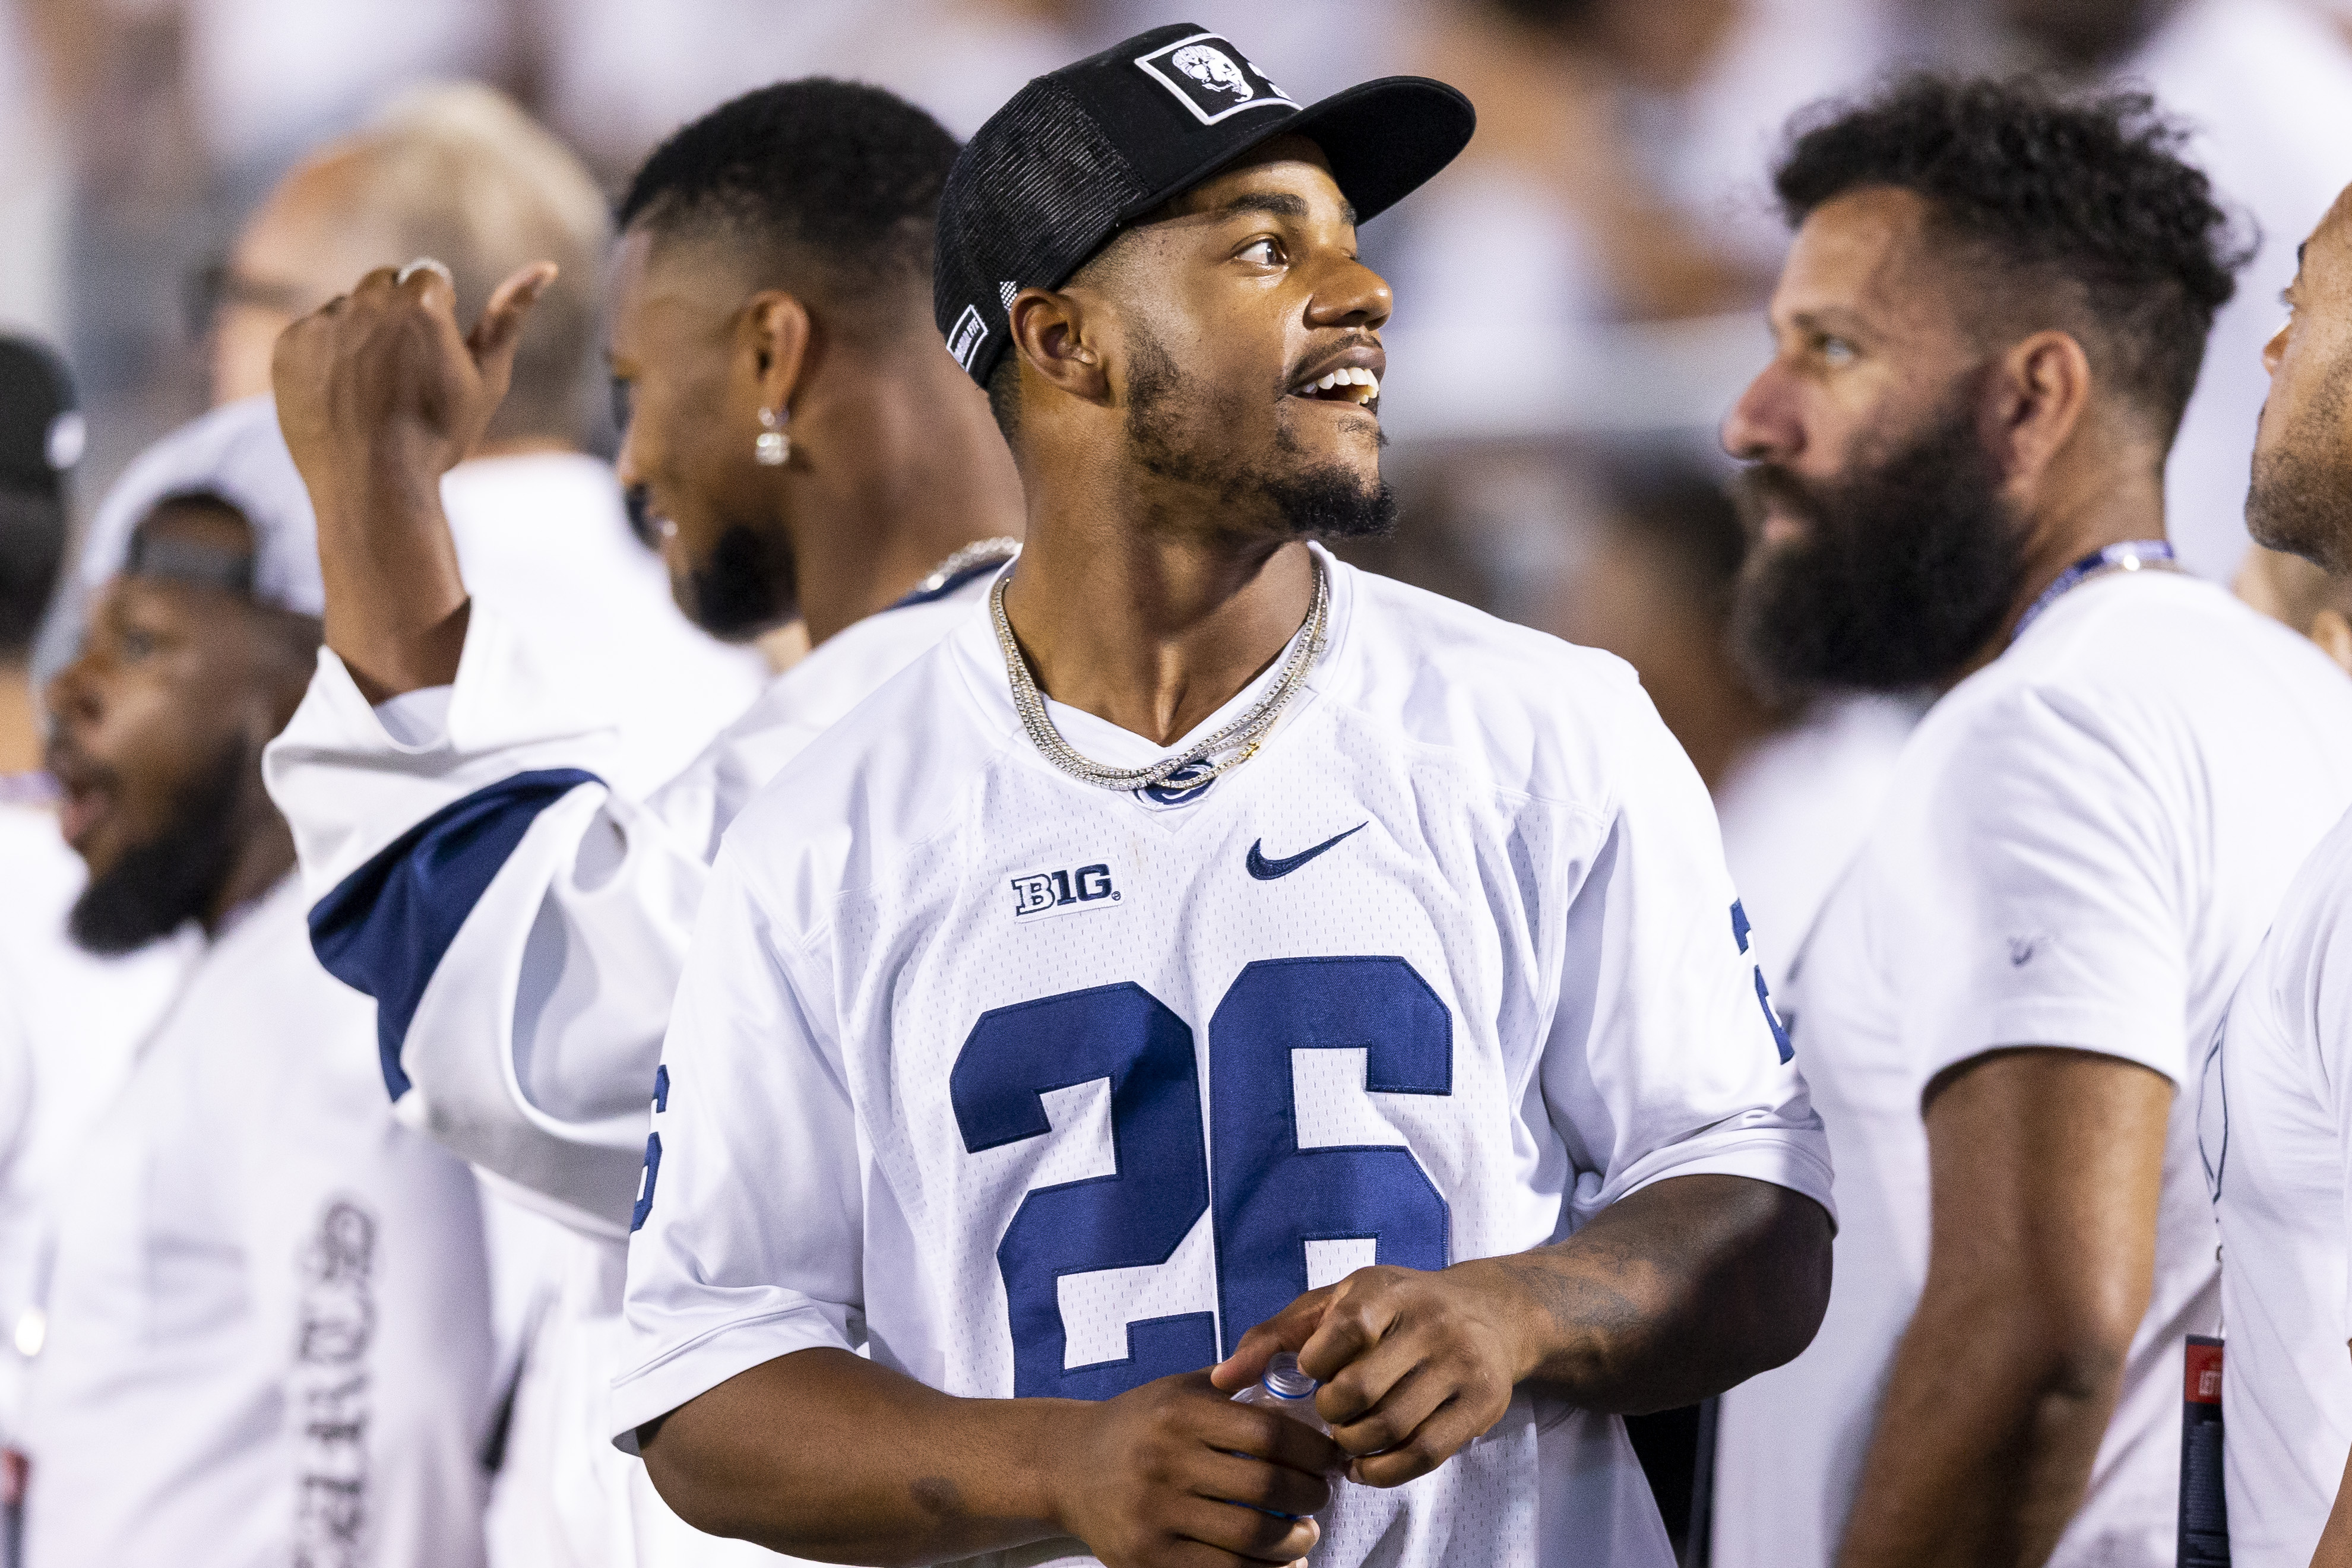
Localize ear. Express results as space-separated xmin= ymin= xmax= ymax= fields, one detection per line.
xmin=1989 ymin=328 xmax=2093 ymax=491
xmin=2310 ymin=607 xmax=2352 ymax=677
xmin=1008 ymin=287 xmax=1110 ymax=407
xmin=739 ymin=290 xmax=813 ymax=413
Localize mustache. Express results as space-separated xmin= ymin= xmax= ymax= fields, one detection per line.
xmin=1728 ymin=463 xmax=1821 ymax=531
xmin=1282 ymin=332 xmax=1382 ymax=389
xmin=43 ymin=729 xmax=115 ymax=794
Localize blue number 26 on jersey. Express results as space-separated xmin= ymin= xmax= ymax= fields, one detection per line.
xmin=949 ymin=955 xmax=1453 ymax=1400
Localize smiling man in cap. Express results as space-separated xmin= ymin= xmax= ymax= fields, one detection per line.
xmin=619 ymin=26 xmax=1835 ymax=1567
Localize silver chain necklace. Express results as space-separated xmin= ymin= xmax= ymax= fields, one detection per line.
xmin=905 ymin=536 xmax=1023 ymax=600
xmin=989 ymin=549 xmax=1330 ymax=794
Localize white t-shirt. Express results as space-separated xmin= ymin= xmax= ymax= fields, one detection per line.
xmin=1712 ymin=569 xmax=2352 ymax=1568
xmin=17 ymin=876 xmax=496 ymax=1568
xmin=2204 ymin=805 xmax=2352 ymax=1566
xmin=1712 ymin=695 xmax=1916 ymax=996
xmin=0 ymin=803 xmax=189 ymax=1447
xmin=618 ymin=549 xmax=1835 ymax=1568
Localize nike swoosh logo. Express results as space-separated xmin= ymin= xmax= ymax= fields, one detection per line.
xmin=1246 ymin=823 xmax=1369 ymax=881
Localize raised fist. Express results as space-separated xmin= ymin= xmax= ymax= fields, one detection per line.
xmin=272 ymin=260 xmax=555 ymax=523
xmin=267 ymin=260 xmax=555 ymax=698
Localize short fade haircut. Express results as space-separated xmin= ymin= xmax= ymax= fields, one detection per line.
xmin=619 ymin=80 xmax=959 ymax=341
xmin=1775 ymin=75 xmax=2245 ymax=444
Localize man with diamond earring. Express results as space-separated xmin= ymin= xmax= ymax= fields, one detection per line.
xmin=1707 ymin=79 xmax=2352 ymax=1568
xmin=616 ymin=26 xmax=1835 ymax=1568
xmin=264 ymin=81 xmax=1023 ymax=1567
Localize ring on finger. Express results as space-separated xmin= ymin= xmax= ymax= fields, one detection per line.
xmin=396 ymin=256 xmax=454 ymax=289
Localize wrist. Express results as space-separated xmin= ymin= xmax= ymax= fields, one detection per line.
xmin=1448 ymin=1256 xmax=1557 ymax=1386
xmin=995 ymin=1396 xmax=1092 ymax=1540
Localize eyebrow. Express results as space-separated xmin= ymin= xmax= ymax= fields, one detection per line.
xmin=1211 ymin=191 xmax=1359 ymax=227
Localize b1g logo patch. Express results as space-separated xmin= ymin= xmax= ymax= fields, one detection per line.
xmin=1133 ymin=33 xmax=1294 ymax=126
xmin=1011 ymin=862 xmax=1120 ymax=920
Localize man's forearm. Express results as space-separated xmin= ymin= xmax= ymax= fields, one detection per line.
xmin=1836 ymin=1288 xmax=2125 ymax=1568
xmin=1838 ymin=1050 xmax=2171 ymax=1568
xmin=1479 ymin=1173 xmax=1833 ymax=1414
xmin=312 ymin=473 xmax=470 ymax=703
xmin=639 ymin=1348 xmax=1067 ymax=1566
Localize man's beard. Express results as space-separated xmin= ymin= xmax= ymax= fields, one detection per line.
xmin=684 ymin=518 xmax=797 ymax=641
xmin=1730 ymin=396 xmax=2030 ymax=696
xmin=1124 ymin=326 xmax=1397 ymax=540
xmin=2247 ymin=352 xmax=2352 ymax=574
xmin=69 ymin=736 xmax=250 ymax=956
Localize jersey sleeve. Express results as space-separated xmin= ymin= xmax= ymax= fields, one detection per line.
xmin=1539 ymin=682 xmax=1836 ymax=1230
xmin=1907 ymin=682 xmax=2188 ymax=1085
xmin=261 ymin=605 xmax=720 ymax=1236
xmin=610 ymin=849 xmax=864 ymax=1449
xmin=230 ymin=1027 xmax=498 ymax=1568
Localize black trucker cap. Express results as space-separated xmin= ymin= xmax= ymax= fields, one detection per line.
xmin=0 ymin=335 xmax=80 ymax=498
xmin=934 ymin=24 xmax=1476 ymax=387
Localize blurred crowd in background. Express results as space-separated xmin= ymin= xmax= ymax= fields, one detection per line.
xmin=6 ymin=2 xmax=2352 ymax=1560
xmin=7 ymin=0 xmax=2352 ymax=619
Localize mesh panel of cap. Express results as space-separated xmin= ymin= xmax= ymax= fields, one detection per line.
xmin=935 ymin=78 xmax=1153 ymax=388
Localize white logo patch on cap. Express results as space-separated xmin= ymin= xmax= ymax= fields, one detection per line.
xmin=1134 ymin=32 xmax=1293 ymax=126
xmin=947 ymin=305 xmax=989 ymax=372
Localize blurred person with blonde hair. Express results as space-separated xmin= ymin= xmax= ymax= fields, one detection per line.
xmin=192 ymin=80 xmax=767 ymax=794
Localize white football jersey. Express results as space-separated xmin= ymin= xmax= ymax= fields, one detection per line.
xmin=618 ymin=548 xmax=1835 ymax=1568
xmin=263 ymin=563 xmax=1003 ymax=1236
xmin=1713 ymin=571 xmax=2352 ymax=1568
xmin=17 ymin=876 xmax=496 ymax=1568
xmin=261 ymin=562 xmax=1005 ymax=1568
xmin=2204 ymin=805 xmax=2352 ymax=1566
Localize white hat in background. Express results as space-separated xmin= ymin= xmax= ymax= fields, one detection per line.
xmin=75 ymin=394 xmax=321 ymax=617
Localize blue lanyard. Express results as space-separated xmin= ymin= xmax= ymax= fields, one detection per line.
xmin=2012 ymin=539 xmax=2176 ymax=641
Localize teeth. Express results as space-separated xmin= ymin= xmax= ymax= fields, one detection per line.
xmin=1307 ymin=366 xmax=1381 ymax=400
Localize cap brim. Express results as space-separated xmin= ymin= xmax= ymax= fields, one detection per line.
xmin=1125 ymin=75 xmax=1477 ymax=233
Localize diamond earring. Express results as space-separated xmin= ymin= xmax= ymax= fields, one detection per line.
xmin=755 ymin=406 xmax=790 ymax=467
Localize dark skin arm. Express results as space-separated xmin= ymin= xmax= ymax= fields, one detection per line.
xmin=1837 ymin=1050 xmax=2171 ymax=1568
xmin=640 ymin=1174 xmax=1830 ymax=1566
xmin=273 ymin=260 xmax=555 ymax=701
xmin=1217 ymin=1173 xmax=1832 ymax=1485
xmin=640 ymin=1352 xmax=1340 ymax=1568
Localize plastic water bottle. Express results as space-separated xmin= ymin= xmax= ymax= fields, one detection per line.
xmin=1230 ymin=1351 xmax=1330 ymax=1436
xmin=1227 ymin=1352 xmax=1331 ymax=1521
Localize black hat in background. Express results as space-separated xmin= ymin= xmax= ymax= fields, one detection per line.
xmin=0 ymin=335 xmax=81 ymax=498
xmin=934 ymin=23 xmax=1476 ymax=387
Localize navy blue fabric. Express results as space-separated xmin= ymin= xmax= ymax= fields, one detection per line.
xmin=888 ymin=557 xmax=1008 ymax=610
xmin=309 ymin=768 xmax=602 ymax=1101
